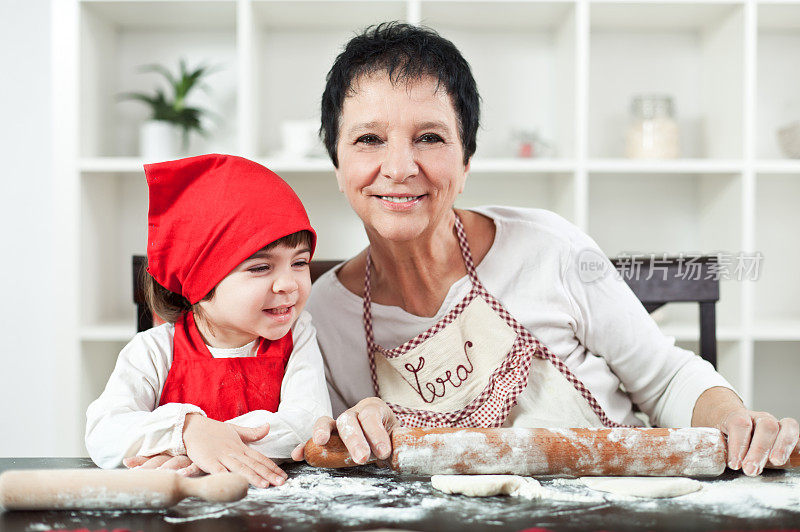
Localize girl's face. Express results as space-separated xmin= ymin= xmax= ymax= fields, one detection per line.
xmin=195 ymin=243 xmax=312 ymax=348
xmin=334 ymin=73 xmax=470 ymax=243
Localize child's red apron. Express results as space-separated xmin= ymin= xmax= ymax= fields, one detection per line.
xmin=158 ymin=311 xmax=293 ymax=421
xmin=364 ymin=213 xmax=625 ymax=428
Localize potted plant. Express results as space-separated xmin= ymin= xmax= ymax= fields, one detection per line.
xmin=121 ymin=59 xmax=218 ymax=160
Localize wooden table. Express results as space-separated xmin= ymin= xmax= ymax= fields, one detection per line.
xmin=2 ymin=458 xmax=799 ymax=531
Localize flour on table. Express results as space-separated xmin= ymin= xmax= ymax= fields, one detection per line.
xmin=580 ymin=476 xmax=702 ymax=498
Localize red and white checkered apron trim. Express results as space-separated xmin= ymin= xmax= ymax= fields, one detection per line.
xmin=363 ymin=213 xmax=627 ymax=429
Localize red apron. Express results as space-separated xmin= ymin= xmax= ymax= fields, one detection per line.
xmin=159 ymin=311 xmax=293 ymax=421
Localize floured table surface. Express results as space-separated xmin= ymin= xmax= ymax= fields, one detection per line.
xmin=2 ymin=458 xmax=800 ymax=532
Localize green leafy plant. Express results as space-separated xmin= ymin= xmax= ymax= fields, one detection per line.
xmin=121 ymin=59 xmax=219 ymax=150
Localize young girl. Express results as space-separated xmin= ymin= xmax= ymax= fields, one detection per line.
xmin=85 ymin=154 xmax=332 ymax=488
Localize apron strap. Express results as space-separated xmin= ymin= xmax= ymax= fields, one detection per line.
xmin=364 ymin=212 xmax=476 ymax=355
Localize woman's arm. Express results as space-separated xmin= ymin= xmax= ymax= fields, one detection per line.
xmin=692 ymin=386 xmax=799 ymax=475
xmin=562 ymin=229 xmax=799 ymax=475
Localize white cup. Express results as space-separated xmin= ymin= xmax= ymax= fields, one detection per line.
xmin=281 ymin=119 xmax=320 ymax=158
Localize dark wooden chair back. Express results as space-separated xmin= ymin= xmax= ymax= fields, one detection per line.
xmin=609 ymin=256 xmax=719 ymax=367
xmin=132 ymin=255 xmax=719 ymax=366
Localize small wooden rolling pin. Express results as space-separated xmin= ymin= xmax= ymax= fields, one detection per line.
xmin=305 ymin=427 xmax=800 ymax=478
xmin=0 ymin=469 xmax=248 ymax=510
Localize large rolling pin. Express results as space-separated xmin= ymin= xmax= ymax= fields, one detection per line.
xmin=305 ymin=427 xmax=800 ymax=478
xmin=0 ymin=469 xmax=248 ymax=510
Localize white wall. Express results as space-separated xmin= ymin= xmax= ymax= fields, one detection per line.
xmin=0 ymin=0 xmax=58 ymax=456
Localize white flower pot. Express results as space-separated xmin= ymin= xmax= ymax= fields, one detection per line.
xmin=139 ymin=120 xmax=182 ymax=162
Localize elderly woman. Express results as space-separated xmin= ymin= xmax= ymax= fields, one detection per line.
xmin=294 ymin=22 xmax=798 ymax=477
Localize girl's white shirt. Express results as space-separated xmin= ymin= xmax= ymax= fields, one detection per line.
xmin=306 ymin=206 xmax=736 ymax=429
xmin=85 ymin=310 xmax=332 ymax=469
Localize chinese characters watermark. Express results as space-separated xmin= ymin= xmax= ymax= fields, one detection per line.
xmin=577 ymin=249 xmax=763 ymax=284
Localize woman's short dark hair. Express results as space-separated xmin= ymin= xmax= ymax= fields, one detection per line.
xmin=321 ymin=21 xmax=480 ymax=167
xmin=143 ymin=230 xmax=314 ymax=325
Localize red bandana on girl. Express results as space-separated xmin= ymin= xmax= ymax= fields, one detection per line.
xmin=144 ymin=154 xmax=316 ymax=421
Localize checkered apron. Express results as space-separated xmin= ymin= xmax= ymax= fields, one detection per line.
xmin=364 ymin=213 xmax=626 ymax=429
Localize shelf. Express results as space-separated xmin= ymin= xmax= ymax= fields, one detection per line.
xmin=53 ymin=0 xmax=800 ymax=456
xmin=660 ymin=322 xmax=742 ymax=342
xmin=589 ymin=3 xmax=744 ymax=159
xmin=751 ymin=319 xmax=800 ymax=341
xmin=80 ymin=156 xmax=579 ymax=174
xmin=458 ymin=171 xmax=575 ymax=221
xmin=419 ymin=1 xmax=574 ymax=31
xmin=758 ymin=2 xmax=800 ymax=31
xmin=80 ymin=157 xmax=144 ymax=173
xmin=752 ymin=341 xmax=800 ymax=420
xmin=421 ymin=2 xmax=577 ymax=159
xmin=80 ymin=1 xmax=236 ymax=31
xmin=80 ymin=174 xmax=147 ymax=330
xmin=252 ymin=0 xmax=406 ymax=31
xmin=80 ymin=156 xmax=333 ymax=174
xmin=469 ymin=158 xmax=574 ymax=173
xmin=755 ymin=160 xmax=800 ymax=173
xmin=586 ymin=158 xmax=742 ymax=173
xmin=80 ymin=321 xmax=136 ymax=342
xmin=590 ymin=3 xmax=742 ymax=32
xmin=588 ymin=172 xmax=742 ymax=254
xmin=757 ymin=4 xmax=800 ymax=158
xmin=80 ymin=2 xmax=238 ymax=158
xmin=753 ymin=174 xmax=800 ymax=326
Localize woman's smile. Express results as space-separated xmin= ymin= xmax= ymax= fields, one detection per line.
xmin=375 ymin=194 xmax=427 ymax=211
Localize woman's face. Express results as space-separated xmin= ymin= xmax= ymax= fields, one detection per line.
xmin=335 ymin=73 xmax=470 ymax=243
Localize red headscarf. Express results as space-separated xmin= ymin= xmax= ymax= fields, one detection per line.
xmin=145 ymin=154 xmax=316 ymax=304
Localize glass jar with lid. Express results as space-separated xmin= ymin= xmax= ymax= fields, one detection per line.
xmin=625 ymin=95 xmax=679 ymax=159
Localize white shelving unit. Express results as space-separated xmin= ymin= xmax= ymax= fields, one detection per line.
xmin=52 ymin=0 xmax=800 ymax=455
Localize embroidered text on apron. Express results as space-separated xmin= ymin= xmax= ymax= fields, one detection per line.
xmin=363 ymin=213 xmax=626 ymax=428
xmin=159 ymin=311 xmax=293 ymax=421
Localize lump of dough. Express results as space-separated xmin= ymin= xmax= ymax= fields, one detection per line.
xmin=431 ymin=475 xmax=543 ymax=498
xmin=580 ymin=477 xmax=702 ymax=498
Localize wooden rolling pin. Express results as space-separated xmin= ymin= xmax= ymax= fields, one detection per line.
xmin=305 ymin=427 xmax=800 ymax=478
xmin=0 ymin=469 xmax=248 ymax=510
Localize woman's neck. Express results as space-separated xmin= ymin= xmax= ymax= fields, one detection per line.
xmin=366 ymin=210 xmax=468 ymax=317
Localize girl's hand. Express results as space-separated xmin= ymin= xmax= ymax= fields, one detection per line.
xmin=182 ymin=413 xmax=288 ymax=488
xmin=291 ymin=397 xmax=398 ymax=464
xmin=123 ymin=453 xmax=195 ymax=472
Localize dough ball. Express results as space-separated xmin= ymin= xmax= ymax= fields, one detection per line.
xmin=580 ymin=477 xmax=702 ymax=498
xmin=431 ymin=475 xmax=541 ymax=498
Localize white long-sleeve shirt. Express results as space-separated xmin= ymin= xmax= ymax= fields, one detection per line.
xmin=306 ymin=206 xmax=735 ymax=429
xmin=85 ymin=311 xmax=332 ymax=469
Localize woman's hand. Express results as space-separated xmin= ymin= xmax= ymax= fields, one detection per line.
xmin=291 ymin=397 xmax=399 ymax=464
xmin=693 ymin=387 xmax=799 ymax=476
xmin=182 ymin=413 xmax=288 ymax=487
